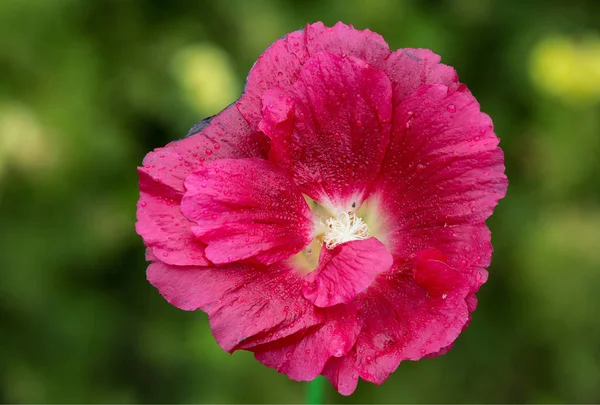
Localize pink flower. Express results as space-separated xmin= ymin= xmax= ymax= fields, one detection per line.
xmin=136 ymin=22 xmax=507 ymax=395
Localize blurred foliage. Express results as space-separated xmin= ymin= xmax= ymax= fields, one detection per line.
xmin=1 ymin=0 xmax=600 ymax=403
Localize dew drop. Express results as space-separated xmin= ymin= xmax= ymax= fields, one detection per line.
xmin=140 ymin=202 xmax=147 ymax=207
xmin=162 ymin=252 xmax=169 ymax=257
xmin=205 ymin=148 xmax=213 ymax=156
xmin=214 ymin=144 xmax=221 ymax=150
xmin=447 ymin=104 xmax=456 ymax=113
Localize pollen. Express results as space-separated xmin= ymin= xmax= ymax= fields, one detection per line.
xmin=323 ymin=211 xmax=370 ymax=249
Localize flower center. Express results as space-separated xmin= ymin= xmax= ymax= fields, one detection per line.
xmin=322 ymin=211 xmax=370 ymax=249
xmin=292 ymin=196 xmax=386 ymax=274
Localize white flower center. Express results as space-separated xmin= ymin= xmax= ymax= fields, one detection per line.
xmin=322 ymin=211 xmax=370 ymax=249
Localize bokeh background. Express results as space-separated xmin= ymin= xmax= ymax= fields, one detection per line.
xmin=1 ymin=0 xmax=600 ymax=403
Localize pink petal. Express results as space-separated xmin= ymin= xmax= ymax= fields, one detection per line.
xmin=412 ymin=249 xmax=466 ymax=297
xmin=374 ymin=83 xmax=507 ymax=279
xmin=136 ymin=105 xmax=268 ymax=266
xmin=259 ymin=52 xmax=392 ymax=208
xmin=238 ymin=22 xmax=390 ymax=130
xmin=302 ymin=238 xmax=393 ymax=307
xmin=384 ymin=48 xmax=463 ymax=108
xmin=253 ymin=305 xmax=360 ymax=381
xmin=322 ymin=351 xmax=360 ymax=396
xmin=305 ymin=22 xmax=390 ymax=68
xmin=147 ymin=261 xmax=322 ymax=352
xmin=353 ymin=271 xmax=470 ymax=385
xmin=181 ymin=158 xmax=314 ymax=265
xmin=136 ymin=183 xmax=209 ymax=265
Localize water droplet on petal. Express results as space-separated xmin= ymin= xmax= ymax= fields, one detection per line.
xmin=140 ymin=202 xmax=147 ymax=207
xmin=447 ymin=104 xmax=456 ymax=113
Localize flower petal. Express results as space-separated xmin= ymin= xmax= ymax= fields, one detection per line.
xmin=147 ymin=261 xmax=321 ymax=352
xmin=374 ymin=83 xmax=507 ymax=277
xmin=253 ymin=305 xmax=360 ymax=381
xmin=259 ymin=52 xmax=392 ymax=208
xmin=305 ymin=22 xmax=390 ymax=68
xmin=354 ymin=271 xmax=470 ymax=385
xmin=136 ymin=105 xmax=268 ymax=266
xmin=322 ymin=351 xmax=360 ymax=396
xmin=136 ymin=182 xmax=209 ymax=265
xmin=302 ymin=238 xmax=393 ymax=307
xmin=413 ymin=249 xmax=466 ymax=297
xmin=181 ymin=158 xmax=314 ymax=265
xmin=238 ymin=22 xmax=390 ymax=130
xmin=384 ymin=48 xmax=463 ymax=107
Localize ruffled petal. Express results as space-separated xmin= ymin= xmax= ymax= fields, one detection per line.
xmin=147 ymin=261 xmax=321 ymax=352
xmin=238 ymin=21 xmax=390 ymax=130
xmin=322 ymin=351 xmax=360 ymax=396
xmin=259 ymin=52 xmax=392 ymax=208
xmin=136 ymin=105 xmax=268 ymax=266
xmin=136 ymin=179 xmax=209 ymax=265
xmin=353 ymin=270 xmax=470 ymax=385
xmin=304 ymin=22 xmax=390 ymax=68
xmin=384 ymin=48 xmax=463 ymax=107
xmin=302 ymin=238 xmax=392 ymax=307
xmin=373 ymin=84 xmax=507 ymax=277
xmin=180 ymin=158 xmax=314 ymax=265
xmin=253 ymin=305 xmax=360 ymax=381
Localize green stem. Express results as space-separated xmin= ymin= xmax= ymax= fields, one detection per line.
xmin=307 ymin=376 xmax=326 ymax=404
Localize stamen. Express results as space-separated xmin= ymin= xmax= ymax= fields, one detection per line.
xmin=322 ymin=211 xmax=370 ymax=249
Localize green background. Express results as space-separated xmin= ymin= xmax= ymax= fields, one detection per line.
xmin=1 ymin=0 xmax=599 ymax=403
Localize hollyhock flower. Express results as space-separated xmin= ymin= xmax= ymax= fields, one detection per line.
xmin=136 ymin=22 xmax=507 ymax=395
